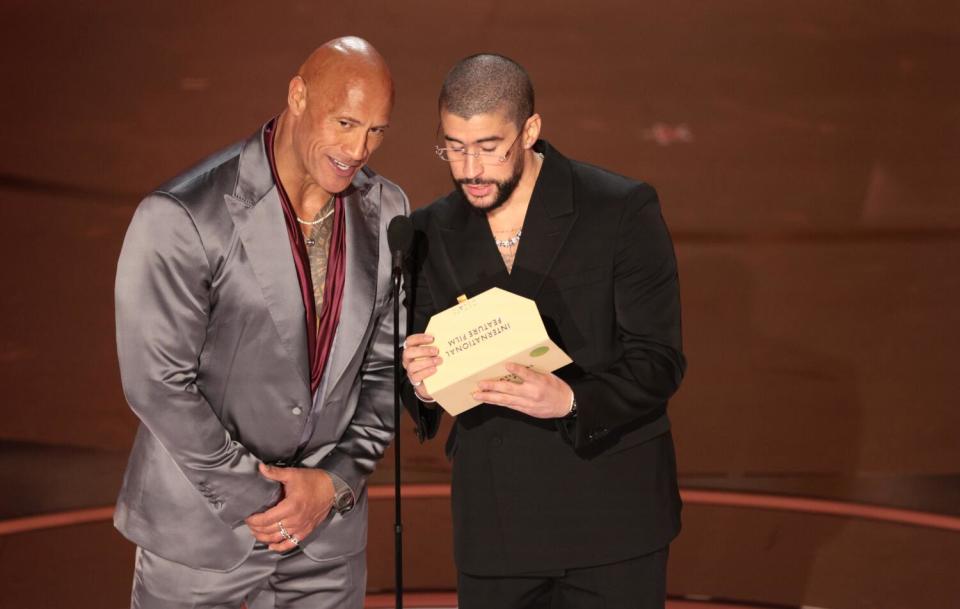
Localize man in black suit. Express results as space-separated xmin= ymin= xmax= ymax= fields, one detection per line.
xmin=401 ymin=53 xmax=686 ymax=609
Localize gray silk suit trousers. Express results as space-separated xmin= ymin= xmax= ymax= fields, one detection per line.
xmin=132 ymin=545 xmax=366 ymax=609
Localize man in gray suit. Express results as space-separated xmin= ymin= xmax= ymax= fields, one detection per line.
xmin=114 ymin=37 xmax=406 ymax=608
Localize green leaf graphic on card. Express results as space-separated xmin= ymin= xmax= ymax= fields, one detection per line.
xmin=529 ymin=346 xmax=549 ymax=357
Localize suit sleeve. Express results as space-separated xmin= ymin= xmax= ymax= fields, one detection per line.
xmin=558 ymin=184 xmax=686 ymax=450
xmin=317 ymin=185 xmax=410 ymax=493
xmin=317 ymin=305 xmax=399 ymax=494
xmin=115 ymin=193 xmax=280 ymax=527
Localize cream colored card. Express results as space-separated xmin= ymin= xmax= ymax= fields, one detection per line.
xmin=422 ymin=287 xmax=572 ymax=416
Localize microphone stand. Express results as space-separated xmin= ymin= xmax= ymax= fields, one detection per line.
xmin=391 ymin=259 xmax=404 ymax=609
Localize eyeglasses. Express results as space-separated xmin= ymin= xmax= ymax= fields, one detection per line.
xmin=435 ymin=130 xmax=523 ymax=165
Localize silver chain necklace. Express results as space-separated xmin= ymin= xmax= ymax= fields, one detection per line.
xmin=494 ymin=229 xmax=522 ymax=249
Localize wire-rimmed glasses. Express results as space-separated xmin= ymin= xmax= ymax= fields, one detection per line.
xmin=434 ymin=130 xmax=523 ymax=165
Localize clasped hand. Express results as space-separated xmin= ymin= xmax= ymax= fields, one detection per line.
xmin=402 ymin=333 xmax=573 ymax=419
xmin=473 ymin=362 xmax=574 ymax=418
xmin=245 ymin=464 xmax=335 ymax=553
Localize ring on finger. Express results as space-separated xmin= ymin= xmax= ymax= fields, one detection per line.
xmin=278 ymin=521 xmax=292 ymax=542
xmin=410 ymin=378 xmax=423 ymax=387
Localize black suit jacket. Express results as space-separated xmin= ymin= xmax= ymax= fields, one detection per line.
xmin=405 ymin=140 xmax=686 ymax=575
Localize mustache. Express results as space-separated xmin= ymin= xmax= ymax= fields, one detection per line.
xmin=456 ymin=178 xmax=497 ymax=186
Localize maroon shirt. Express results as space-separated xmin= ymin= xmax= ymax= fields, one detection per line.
xmin=264 ymin=120 xmax=346 ymax=394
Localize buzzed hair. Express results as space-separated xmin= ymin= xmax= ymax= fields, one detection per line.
xmin=439 ymin=53 xmax=534 ymax=127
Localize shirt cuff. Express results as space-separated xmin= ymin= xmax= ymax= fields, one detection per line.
xmin=324 ymin=469 xmax=355 ymax=502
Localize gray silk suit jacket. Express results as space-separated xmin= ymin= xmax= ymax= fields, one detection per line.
xmin=114 ymin=123 xmax=407 ymax=571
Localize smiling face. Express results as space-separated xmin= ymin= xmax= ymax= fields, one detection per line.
xmin=440 ymin=110 xmax=533 ymax=213
xmin=290 ymin=72 xmax=393 ymax=197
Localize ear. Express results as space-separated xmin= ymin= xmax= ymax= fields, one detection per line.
xmin=287 ymin=76 xmax=307 ymax=116
xmin=521 ymin=113 xmax=542 ymax=149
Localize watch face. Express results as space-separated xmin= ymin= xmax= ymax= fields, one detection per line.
xmin=335 ymin=492 xmax=355 ymax=514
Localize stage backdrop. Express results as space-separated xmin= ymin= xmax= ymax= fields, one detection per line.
xmin=1 ymin=2 xmax=958 ymax=607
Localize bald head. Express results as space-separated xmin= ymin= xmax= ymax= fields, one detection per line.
xmin=296 ymin=36 xmax=394 ymax=103
xmin=275 ymin=36 xmax=394 ymax=203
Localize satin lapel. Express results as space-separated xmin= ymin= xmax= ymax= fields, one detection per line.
xmin=225 ymin=187 xmax=310 ymax=387
xmin=506 ymin=143 xmax=577 ymax=299
xmin=322 ymin=181 xmax=380 ymax=397
xmin=438 ymin=194 xmax=509 ymax=302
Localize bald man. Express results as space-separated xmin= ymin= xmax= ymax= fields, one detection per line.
xmin=114 ymin=37 xmax=406 ymax=609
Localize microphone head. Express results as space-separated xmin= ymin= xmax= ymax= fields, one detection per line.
xmin=387 ymin=215 xmax=414 ymax=254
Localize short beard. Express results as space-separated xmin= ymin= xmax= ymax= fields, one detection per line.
xmin=453 ymin=154 xmax=525 ymax=215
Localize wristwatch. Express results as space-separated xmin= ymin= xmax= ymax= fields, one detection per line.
xmin=329 ymin=473 xmax=356 ymax=516
xmin=333 ymin=487 xmax=355 ymax=515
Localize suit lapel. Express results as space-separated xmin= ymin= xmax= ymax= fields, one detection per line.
xmin=437 ymin=196 xmax=508 ymax=302
xmin=223 ymin=126 xmax=384 ymax=397
xmin=435 ymin=141 xmax=578 ymax=303
xmin=322 ymin=173 xmax=380 ymax=398
xmin=506 ymin=141 xmax=578 ymax=299
xmin=224 ymin=129 xmax=310 ymax=387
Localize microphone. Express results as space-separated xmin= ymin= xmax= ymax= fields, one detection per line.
xmin=387 ymin=215 xmax=414 ymax=274
xmin=386 ymin=213 xmax=414 ymax=609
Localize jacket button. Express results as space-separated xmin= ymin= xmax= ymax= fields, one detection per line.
xmin=292 ymin=407 xmax=303 ymax=415
xmin=492 ymin=436 xmax=503 ymax=447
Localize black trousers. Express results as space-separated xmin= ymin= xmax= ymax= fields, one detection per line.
xmin=457 ymin=546 xmax=669 ymax=609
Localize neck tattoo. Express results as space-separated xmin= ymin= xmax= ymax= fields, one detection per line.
xmin=298 ymin=197 xmax=335 ymax=247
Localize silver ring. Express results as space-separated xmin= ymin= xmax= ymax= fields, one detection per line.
xmin=278 ymin=521 xmax=292 ymax=541
xmin=289 ymin=534 xmax=301 ymax=546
